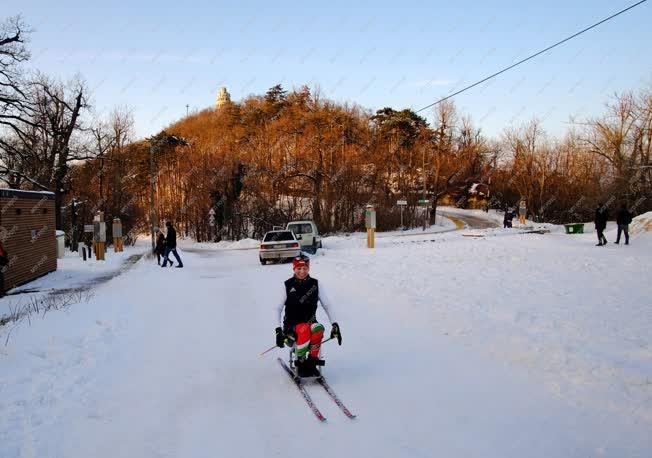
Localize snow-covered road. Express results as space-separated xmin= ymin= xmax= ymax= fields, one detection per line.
xmin=2 ymin=214 xmax=651 ymax=458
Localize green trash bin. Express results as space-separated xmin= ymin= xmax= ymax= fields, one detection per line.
xmin=564 ymin=223 xmax=584 ymax=234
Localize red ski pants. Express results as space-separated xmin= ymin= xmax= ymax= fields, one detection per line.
xmin=293 ymin=322 xmax=324 ymax=358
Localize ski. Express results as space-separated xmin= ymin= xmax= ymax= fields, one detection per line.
xmin=317 ymin=376 xmax=357 ymax=419
xmin=277 ymin=358 xmax=327 ymax=422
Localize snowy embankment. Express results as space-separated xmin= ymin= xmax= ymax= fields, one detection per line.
xmin=182 ymin=214 xmax=457 ymax=253
xmin=0 ymin=239 xmax=150 ymax=320
xmin=1 ymin=211 xmax=651 ymax=457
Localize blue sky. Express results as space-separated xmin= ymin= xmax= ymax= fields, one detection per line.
xmin=11 ymin=0 xmax=652 ymax=139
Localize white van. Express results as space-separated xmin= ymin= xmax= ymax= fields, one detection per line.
xmin=286 ymin=220 xmax=322 ymax=253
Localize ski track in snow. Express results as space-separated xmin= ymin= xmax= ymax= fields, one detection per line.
xmin=1 ymin=215 xmax=651 ymax=458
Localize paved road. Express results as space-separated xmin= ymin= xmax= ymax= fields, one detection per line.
xmin=437 ymin=210 xmax=500 ymax=229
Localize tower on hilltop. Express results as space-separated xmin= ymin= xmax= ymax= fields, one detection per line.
xmin=215 ymin=87 xmax=231 ymax=110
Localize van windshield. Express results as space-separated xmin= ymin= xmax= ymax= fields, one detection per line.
xmin=264 ymin=231 xmax=295 ymax=242
xmin=288 ymin=223 xmax=313 ymax=235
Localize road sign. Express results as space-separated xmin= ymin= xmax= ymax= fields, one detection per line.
xmin=84 ymin=224 xmax=93 ymax=232
xmin=365 ymin=205 xmax=376 ymax=229
xmin=396 ymin=200 xmax=408 ymax=206
xmin=93 ymin=221 xmax=106 ymax=243
xmin=417 ymin=199 xmax=431 ymax=205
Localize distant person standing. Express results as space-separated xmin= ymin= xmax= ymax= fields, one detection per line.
xmin=154 ymin=228 xmax=166 ymax=265
xmin=615 ymin=203 xmax=632 ymax=245
xmin=594 ymin=203 xmax=609 ymax=246
xmin=503 ymin=208 xmax=514 ymax=228
xmin=161 ymin=221 xmax=184 ymax=268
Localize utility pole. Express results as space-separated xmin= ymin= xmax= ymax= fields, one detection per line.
xmin=71 ymin=197 xmax=78 ymax=252
xmin=422 ymin=146 xmax=428 ymax=231
xmin=186 ymin=104 xmax=189 ymax=117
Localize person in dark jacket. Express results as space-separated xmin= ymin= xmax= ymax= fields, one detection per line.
xmin=594 ymin=203 xmax=609 ymax=246
xmin=161 ymin=221 xmax=184 ymax=268
xmin=154 ymin=228 xmax=166 ymax=265
xmin=615 ymin=203 xmax=633 ymax=245
xmin=503 ymin=208 xmax=514 ymax=228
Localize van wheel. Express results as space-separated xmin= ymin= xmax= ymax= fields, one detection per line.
xmin=259 ymin=257 xmax=266 ymax=265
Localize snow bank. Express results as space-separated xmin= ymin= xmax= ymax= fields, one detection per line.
xmin=224 ymin=238 xmax=260 ymax=249
xmin=438 ymin=205 xmax=507 ymax=225
xmin=179 ymin=238 xmax=260 ymax=250
xmin=1 ymin=239 xmax=150 ymax=319
xmin=630 ymin=210 xmax=652 ymax=235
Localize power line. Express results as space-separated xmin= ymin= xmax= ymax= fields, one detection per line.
xmin=415 ymin=0 xmax=648 ymax=114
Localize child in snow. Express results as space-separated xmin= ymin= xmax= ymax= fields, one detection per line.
xmin=154 ymin=228 xmax=166 ymax=265
xmin=274 ymin=254 xmax=342 ymax=377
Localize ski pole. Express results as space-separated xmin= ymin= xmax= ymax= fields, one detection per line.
xmin=259 ymin=336 xmax=336 ymax=358
xmin=320 ymin=336 xmax=335 ymax=345
xmin=259 ymin=345 xmax=278 ymax=357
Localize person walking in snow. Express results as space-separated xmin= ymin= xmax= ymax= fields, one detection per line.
xmin=161 ymin=221 xmax=184 ymax=268
xmin=594 ymin=203 xmax=609 ymax=246
xmin=615 ymin=202 xmax=633 ymax=245
xmin=274 ymin=254 xmax=342 ymax=377
xmin=154 ymin=228 xmax=166 ymax=265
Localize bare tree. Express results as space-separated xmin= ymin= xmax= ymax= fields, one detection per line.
xmin=0 ymin=16 xmax=31 ymax=123
xmin=0 ymin=16 xmax=37 ymax=182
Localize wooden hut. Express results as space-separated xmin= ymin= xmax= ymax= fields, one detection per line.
xmin=0 ymin=189 xmax=57 ymax=295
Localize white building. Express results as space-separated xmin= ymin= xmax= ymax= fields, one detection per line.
xmin=215 ymin=87 xmax=231 ymax=110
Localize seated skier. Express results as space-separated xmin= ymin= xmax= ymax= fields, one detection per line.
xmin=274 ymin=254 xmax=342 ymax=377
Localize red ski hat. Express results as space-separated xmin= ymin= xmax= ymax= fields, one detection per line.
xmin=292 ymin=255 xmax=310 ymax=270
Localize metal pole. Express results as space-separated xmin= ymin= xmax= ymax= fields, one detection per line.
xmin=149 ymin=143 xmax=157 ymax=251
xmin=71 ymin=197 xmax=78 ymax=252
xmin=400 ymin=205 xmax=404 ymax=230
xmin=422 ymin=147 xmax=427 ymax=230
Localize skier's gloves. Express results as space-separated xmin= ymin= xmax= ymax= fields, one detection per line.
xmin=330 ymin=322 xmax=342 ymax=345
xmin=275 ymin=327 xmax=285 ymax=348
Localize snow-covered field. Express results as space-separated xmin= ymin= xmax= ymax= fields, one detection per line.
xmin=1 ymin=212 xmax=651 ymax=457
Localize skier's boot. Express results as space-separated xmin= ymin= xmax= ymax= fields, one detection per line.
xmin=303 ymin=356 xmax=323 ymax=377
xmin=308 ymin=355 xmax=325 ymax=367
xmin=295 ymin=357 xmax=312 ymax=378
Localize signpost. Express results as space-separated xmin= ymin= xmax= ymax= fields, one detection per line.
xmin=417 ymin=199 xmax=431 ymax=230
xmin=208 ymin=208 xmax=215 ymax=241
xmin=397 ymin=200 xmax=407 ymax=230
xmin=93 ymin=212 xmax=106 ymax=261
xmin=112 ymin=218 xmax=123 ymax=252
xmin=82 ymin=224 xmax=93 ymax=260
xmin=365 ymin=205 xmax=376 ymax=248
xmin=519 ymin=198 xmax=527 ymax=226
